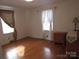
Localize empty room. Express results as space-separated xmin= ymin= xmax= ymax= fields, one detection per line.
xmin=0 ymin=0 xmax=79 ymax=59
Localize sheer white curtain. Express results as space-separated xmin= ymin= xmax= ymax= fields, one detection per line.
xmin=42 ymin=9 xmax=53 ymax=40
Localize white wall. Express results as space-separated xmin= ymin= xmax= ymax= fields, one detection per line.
xmin=26 ymin=4 xmax=54 ymax=39
xmin=30 ymin=10 xmax=43 ymax=38
xmin=0 ymin=6 xmax=30 ymax=59
xmin=0 ymin=6 xmax=30 ymax=43
xmin=14 ymin=8 xmax=30 ymax=39
xmin=27 ymin=0 xmax=79 ymax=40
xmin=54 ymin=0 xmax=79 ymax=32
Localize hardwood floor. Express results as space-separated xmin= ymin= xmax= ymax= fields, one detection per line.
xmin=2 ymin=38 xmax=66 ymax=59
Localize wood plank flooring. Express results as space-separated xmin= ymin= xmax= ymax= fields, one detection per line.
xmin=2 ymin=38 xmax=66 ymax=59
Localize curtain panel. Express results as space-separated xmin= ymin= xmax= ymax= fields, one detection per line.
xmin=0 ymin=9 xmax=17 ymax=40
xmin=0 ymin=10 xmax=14 ymax=27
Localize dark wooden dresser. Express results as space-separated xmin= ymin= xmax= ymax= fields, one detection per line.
xmin=54 ymin=32 xmax=66 ymax=45
xmin=53 ymin=31 xmax=79 ymax=59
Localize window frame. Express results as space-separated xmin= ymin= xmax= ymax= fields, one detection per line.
xmin=41 ymin=9 xmax=53 ymax=31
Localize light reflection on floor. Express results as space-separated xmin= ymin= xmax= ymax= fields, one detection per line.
xmin=4 ymin=38 xmax=66 ymax=59
xmin=44 ymin=47 xmax=52 ymax=59
xmin=6 ymin=45 xmax=25 ymax=59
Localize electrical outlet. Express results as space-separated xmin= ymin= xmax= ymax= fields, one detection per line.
xmin=46 ymin=35 xmax=48 ymax=37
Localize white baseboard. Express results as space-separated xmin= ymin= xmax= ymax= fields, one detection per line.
xmin=30 ymin=35 xmax=43 ymax=39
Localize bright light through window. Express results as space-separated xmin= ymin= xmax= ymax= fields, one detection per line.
xmin=42 ymin=9 xmax=53 ymax=31
xmin=0 ymin=17 xmax=14 ymax=34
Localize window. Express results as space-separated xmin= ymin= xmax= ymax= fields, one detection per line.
xmin=0 ymin=17 xmax=14 ymax=34
xmin=42 ymin=9 xmax=53 ymax=31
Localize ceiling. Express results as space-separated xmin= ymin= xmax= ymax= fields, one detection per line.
xmin=0 ymin=0 xmax=63 ymax=8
